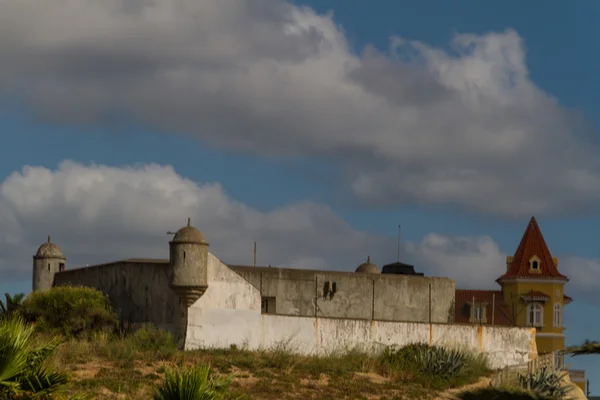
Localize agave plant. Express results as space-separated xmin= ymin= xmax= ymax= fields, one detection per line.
xmin=0 ymin=313 xmax=77 ymax=398
xmin=416 ymin=346 xmax=466 ymax=380
xmin=517 ymin=366 xmax=575 ymax=399
xmin=154 ymin=364 xmax=235 ymax=400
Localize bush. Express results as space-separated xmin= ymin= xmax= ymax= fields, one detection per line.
xmin=127 ymin=324 xmax=177 ymax=352
xmin=382 ymin=343 xmax=467 ymax=380
xmin=20 ymin=285 xmax=118 ymax=338
xmin=518 ymin=367 xmax=575 ymax=399
xmin=0 ymin=313 xmax=83 ymax=399
xmin=453 ymin=386 xmax=556 ymax=400
xmin=153 ymin=364 xmax=234 ymax=400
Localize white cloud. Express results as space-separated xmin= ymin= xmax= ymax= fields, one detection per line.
xmin=407 ymin=234 xmax=506 ymax=290
xmin=0 ymin=161 xmax=391 ymax=279
xmin=1 ymin=161 xmax=598 ymax=307
xmin=1 ymin=0 xmax=600 ymax=216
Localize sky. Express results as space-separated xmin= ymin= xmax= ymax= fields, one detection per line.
xmin=0 ymin=0 xmax=599 ymax=392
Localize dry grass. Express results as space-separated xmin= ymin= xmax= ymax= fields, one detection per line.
xmin=45 ymin=332 xmax=493 ymax=400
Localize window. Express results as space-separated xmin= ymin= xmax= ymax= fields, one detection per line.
xmin=554 ymin=351 xmax=563 ymax=368
xmin=529 ymin=256 xmax=541 ymax=272
xmin=473 ymin=306 xmax=483 ymax=321
xmin=527 ymin=303 xmax=543 ymax=326
xmin=531 ymin=261 xmax=539 ymax=270
xmin=261 ymin=297 xmax=276 ymax=314
xmin=59 ymin=263 xmax=65 ymax=272
xmin=554 ymin=303 xmax=562 ymax=327
xmin=47 ymin=263 xmax=50 ymax=271
xmin=470 ymin=304 xmax=486 ymax=323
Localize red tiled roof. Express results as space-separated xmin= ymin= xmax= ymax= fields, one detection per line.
xmin=497 ymin=217 xmax=568 ymax=282
xmin=564 ymin=294 xmax=573 ymax=304
xmin=455 ymin=289 xmax=514 ymax=326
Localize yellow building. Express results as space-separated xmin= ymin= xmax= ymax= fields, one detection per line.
xmin=455 ymin=217 xmax=586 ymax=392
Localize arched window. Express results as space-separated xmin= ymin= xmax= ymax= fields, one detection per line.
xmin=527 ymin=303 xmax=543 ymax=326
xmin=554 ymin=303 xmax=562 ymax=327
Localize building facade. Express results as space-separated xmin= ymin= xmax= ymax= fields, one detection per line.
xmin=454 ymin=217 xmax=585 ymax=391
xmin=30 ymin=217 xmax=579 ymax=375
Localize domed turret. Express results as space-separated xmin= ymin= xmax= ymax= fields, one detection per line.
xmin=355 ymin=256 xmax=381 ymax=274
xmin=32 ymin=236 xmax=67 ymax=292
xmin=169 ymin=218 xmax=209 ymax=307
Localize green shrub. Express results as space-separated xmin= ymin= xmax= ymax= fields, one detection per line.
xmin=0 ymin=313 xmax=84 ymax=399
xmin=518 ymin=367 xmax=575 ymax=399
xmin=20 ymin=285 xmax=118 ymax=338
xmin=382 ymin=343 xmax=466 ymax=380
xmin=453 ymin=386 xmax=556 ymax=400
xmin=127 ymin=324 xmax=177 ymax=352
xmin=153 ymin=364 xmax=234 ymax=400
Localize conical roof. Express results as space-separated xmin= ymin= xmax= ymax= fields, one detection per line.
xmin=497 ymin=217 xmax=568 ymax=282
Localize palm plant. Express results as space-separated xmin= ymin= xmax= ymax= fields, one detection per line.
xmin=0 ymin=292 xmax=26 ymax=316
xmin=563 ymin=340 xmax=600 ymax=356
xmin=0 ymin=313 xmax=76 ymax=398
xmin=154 ymin=364 xmax=235 ymax=400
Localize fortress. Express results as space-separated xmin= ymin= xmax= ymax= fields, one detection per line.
xmin=30 ymin=217 xmax=586 ymax=390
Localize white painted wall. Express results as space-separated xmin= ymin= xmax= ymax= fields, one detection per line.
xmin=184 ymin=254 xmax=536 ymax=369
xmin=185 ymin=253 xmax=262 ymax=350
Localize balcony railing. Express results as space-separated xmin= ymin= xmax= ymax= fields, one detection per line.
xmin=569 ymin=369 xmax=586 ymax=382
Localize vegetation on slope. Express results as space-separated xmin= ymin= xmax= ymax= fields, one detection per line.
xmin=5 ymin=286 xmax=582 ymax=400
xmin=0 ymin=313 xmax=82 ymax=399
xmin=19 ymin=286 xmax=118 ymax=338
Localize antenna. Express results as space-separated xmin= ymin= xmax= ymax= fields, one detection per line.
xmin=397 ymin=224 xmax=401 ymax=262
xmin=254 ymin=241 xmax=257 ymax=267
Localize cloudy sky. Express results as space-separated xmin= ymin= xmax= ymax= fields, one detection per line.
xmin=1 ymin=0 xmax=599 ymax=389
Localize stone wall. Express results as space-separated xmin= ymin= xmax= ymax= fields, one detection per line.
xmin=53 ymin=259 xmax=178 ymax=333
xmin=186 ymin=258 xmax=534 ymax=369
xmin=230 ymin=266 xmax=456 ymax=323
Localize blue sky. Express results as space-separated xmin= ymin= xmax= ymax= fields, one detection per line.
xmin=0 ymin=0 xmax=599 ymax=393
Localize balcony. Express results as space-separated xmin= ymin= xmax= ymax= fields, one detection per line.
xmin=568 ymin=369 xmax=586 ymax=383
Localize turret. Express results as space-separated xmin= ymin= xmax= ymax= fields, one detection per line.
xmin=169 ymin=218 xmax=209 ymax=307
xmin=32 ymin=236 xmax=66 ymax=292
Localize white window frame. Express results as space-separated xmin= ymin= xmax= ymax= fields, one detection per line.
xmin=554 ymin=351 xmax=563 ymax=368
xmin=473 ymin=306 xmax=483 ymax=321
xmin=527 ymin=303 xmax=543 ymax=327
xmin=553 ymin=303 xmax=562 ymax=327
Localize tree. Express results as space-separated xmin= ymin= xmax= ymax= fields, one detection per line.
xmin=564 ymin=340 xmax=600 ymax=356
xmin=0 ymin=292 xmax=25 ymax=316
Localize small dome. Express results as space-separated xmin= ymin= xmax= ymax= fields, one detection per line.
xmin=355 ymin=256 xmax=380 ymax=274
xmin=171 ymin=218 xmax=208 ymax=244
xmin=35 ymin=236 xmax=66 ymax=259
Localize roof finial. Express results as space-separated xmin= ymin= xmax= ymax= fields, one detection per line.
xmin=47 ymin=235 xmax=51 ymax=243
xmin=367 ymin=255 xmax=371 ymax=263
xmin=187 ymin=217 xmax=191 ymax=227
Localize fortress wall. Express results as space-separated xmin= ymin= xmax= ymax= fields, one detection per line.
xmin=187 ymin=312 xmax=535 ymax=369
xmin=231 ymin=266 xmax=456 ymax=323
xmin=53 ymin=261 xmax=178 ymax=333
xmin=186 ymin=258 xmax=532 ymax=369
xmin=184 ymin=253 xmax=263 ymax=350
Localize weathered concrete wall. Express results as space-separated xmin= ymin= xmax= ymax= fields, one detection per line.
xmin=53 ymin=260 xmax=179 ymax=333
xmin=234 ymin=315 xmax=533 ymax=369
xmin=186 ymin=259 xmax=532 ymax=369
xmin=231 ymin=266 xmax=455 ymax=323
xmin=184 ymin=254 xmax=262 ymax=350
